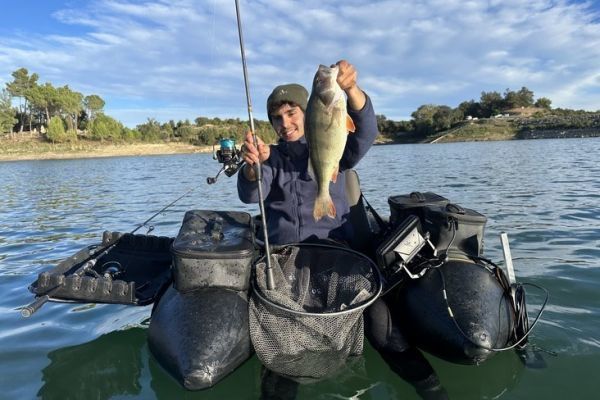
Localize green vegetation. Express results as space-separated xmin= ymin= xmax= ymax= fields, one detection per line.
xmin=2 ymin=67 xmax=599 ymax=154
xmin=377 ymin=87 xmax=599 ymax=143
xmin=0 ymin=89 xmax=17 ymax=133
xmin=433 ymin=119 xmax=518 ymax=142
xmin=1 ymin=67 xmax=276 ymax=148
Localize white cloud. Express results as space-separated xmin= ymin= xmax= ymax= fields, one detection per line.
xmin=0 ymin=0 xmax=598 ymax=126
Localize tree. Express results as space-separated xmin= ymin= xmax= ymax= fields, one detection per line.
xmin=28 ymin=82 xmax=57 ymax=126
xmin=503 ymin=88 xmax=519 ymax=109
xmin=376 ymin=114 xmax=388 ymax=133
xmin=195 ymin=116 xmax=210 ymax=126
xmin=534 ymin=97 xmax=552 ymax=109
xmin=432 ymin=105 xmax=456 ymax=131
xmin=6 ymin=68 xmax=39 ymax=132
xmin=137 ymin=118 xmax=162 ymax=141
xmin=46 ymin=116 xmax=76 ymax=143
xmin=122 ymin=127 xmax=141 ymax=141
xmin=89 ymin=114 xmax=123 ymax=141
xmin=411 ymin=104 xmax=439 ymax=136
xmin=479 ymin=91 xmax=504 ymax=117
xmin=516 ymin=87 xmax=534 ymax=107
xmin=57 ymin=86 xmax=83 ymax=131
xmin=178 ymin=125 xmax=197 ymax=142
xmin=0 ymin=89 xmax=17 ymax=134
xmin=457 ymin=100 xmax=483 ymax=119
xmin=83 ymin=94 xmax=105 ymax=120
xmin=161 ymin=122 xmax=174 ymax=141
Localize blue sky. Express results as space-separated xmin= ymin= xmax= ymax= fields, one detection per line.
xmin=1 ymin=0 xmax=599 ymax=128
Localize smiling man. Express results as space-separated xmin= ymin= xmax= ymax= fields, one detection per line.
xmin=237 ymin=59 xmax=378 ymax=245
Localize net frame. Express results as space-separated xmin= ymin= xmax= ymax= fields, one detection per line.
xmin=251 ymin=243 xmax=382 ymax=316
xmin=249 ymin=242 xmax=383 ymax=380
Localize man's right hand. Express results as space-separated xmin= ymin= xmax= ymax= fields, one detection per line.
xmin=241 ymin=130 xmax=270 ymax=181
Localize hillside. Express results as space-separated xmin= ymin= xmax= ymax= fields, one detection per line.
xmin=427 ymin=110 xmax=600 ymax=144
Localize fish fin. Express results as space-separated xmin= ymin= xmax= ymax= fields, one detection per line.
xmin=313 ymin=193 xmax=336 ymax=221
xmin=331 ymin=166 xmax=339 ymax=183
xmin=346 ymin=115 xmax=356 ymax=133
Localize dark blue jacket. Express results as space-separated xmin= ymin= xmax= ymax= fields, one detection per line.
xmin=237 ymin=94 xmax=378 ymax=245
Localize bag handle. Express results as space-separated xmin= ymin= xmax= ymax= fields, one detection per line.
xmin=409 ymin=191 xmax=426 ymax=202
xmin=445 ymin=203 xmax=465 ymax=215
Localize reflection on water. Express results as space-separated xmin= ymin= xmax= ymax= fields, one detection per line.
xmin=36 ymin=327 xmax=524 ymax=400
xmin=38 ymin=327 xmax=265 ymax=400
xmin=2 ymin=139 xmax=600 ymax=398
xmin=39 ymin=329 xmax=144 ymax=400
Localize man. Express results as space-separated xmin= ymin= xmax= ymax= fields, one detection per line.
xmin=237 ymin=59 xmax=378 ymax=245
xmin=241 ymin=60 xmax=446 ymax=400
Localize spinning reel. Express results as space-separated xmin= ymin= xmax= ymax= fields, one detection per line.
xmin=206 ymin=138 xmax=245 ymax=184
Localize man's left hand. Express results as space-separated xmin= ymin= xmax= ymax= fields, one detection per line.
xmin=334 ymin=60 xmax=358 ymax=92
xmin=332 ymin=59 xmax=366 ymax=111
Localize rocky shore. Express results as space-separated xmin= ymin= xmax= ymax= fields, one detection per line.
xmin=516 ymin=128 xmax=600 ymax=140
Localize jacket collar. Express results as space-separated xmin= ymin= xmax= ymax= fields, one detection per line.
xmin=277 ymin=135 xmax=308 ymax=160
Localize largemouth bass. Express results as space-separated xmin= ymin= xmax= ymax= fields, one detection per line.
xmin=305 ymin=64 xmax=356 ymax=221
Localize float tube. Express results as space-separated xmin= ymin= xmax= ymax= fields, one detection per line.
xmin=23 ymin=188 xmax=541 ymax=389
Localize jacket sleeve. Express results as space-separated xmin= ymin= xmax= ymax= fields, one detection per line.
xmin=340 ymin=93 xmax=379 ymax=171
xmin=237 ymin=155 xmax=274 ymax=204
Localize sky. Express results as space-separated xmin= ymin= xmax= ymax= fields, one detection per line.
xmin=1 ymin=0 xmax=599 ymax=128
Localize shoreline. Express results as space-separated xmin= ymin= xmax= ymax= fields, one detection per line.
xmin=0 ymin=142 xmax=213 ymax=162
xmin=2 ymin=128 xmax=599 ymax=162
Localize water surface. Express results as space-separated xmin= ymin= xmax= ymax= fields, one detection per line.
xmin=1 ymin=138 xmax=599 ymax=399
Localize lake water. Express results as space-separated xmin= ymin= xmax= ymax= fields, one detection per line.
xmin=1 ymin=138 xmax=599 ymax=399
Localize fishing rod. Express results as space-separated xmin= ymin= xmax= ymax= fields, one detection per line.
xmin=131 ymin=187 xmax=195 ymax=234
xmin=234 ymin=0 xmax=275 ymax=290
xmin=21 ymin=187 xmax=195 ymax=317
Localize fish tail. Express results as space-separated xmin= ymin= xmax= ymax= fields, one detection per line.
xmin=313 ymin=193 xmax=336 ymax=221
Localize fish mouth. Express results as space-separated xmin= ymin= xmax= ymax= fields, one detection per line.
xmin=314 ymin=65 xmax=340 ymax=107
xmin=314 ymin=65 xmax=337 ymax=87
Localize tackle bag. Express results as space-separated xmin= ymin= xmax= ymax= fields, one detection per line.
xmin=387 ymin=192 xmax=486 ymax=257
xmin=171 ymin=210 xmax=255 ymax=292
xmin=388 ymin=192 xmax=449 ymax=228
xmin=423 ymin=203 xmax=487 ymax=257
xmin=148 ymin=209 xmax=256 ymax=390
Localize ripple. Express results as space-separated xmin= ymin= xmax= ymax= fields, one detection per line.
xmin=2 ymin=141 xmax=600 ymax=398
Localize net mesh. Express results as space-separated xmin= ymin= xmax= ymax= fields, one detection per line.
xmin=249 ymin=244 xmax=380 ymax=381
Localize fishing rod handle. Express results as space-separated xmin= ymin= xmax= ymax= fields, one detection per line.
xmin=21 ymin=295 xmax=50 ymax=318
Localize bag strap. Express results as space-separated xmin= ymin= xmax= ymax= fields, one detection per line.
xmin=360 ymin=192 xmax=388 ymax=234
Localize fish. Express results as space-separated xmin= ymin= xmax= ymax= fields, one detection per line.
xmin=305 ymin=64 xmax=356 ymax=221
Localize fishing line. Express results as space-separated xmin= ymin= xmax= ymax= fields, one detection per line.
xmin=131 ymin=187 xmax=195 ymax=234
xmin=234 ymin=0 xmax=275 ymax=290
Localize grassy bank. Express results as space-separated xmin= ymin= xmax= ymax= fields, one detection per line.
xmin=424 ymin=110 xmax=600 ymax=144
xmin=0 ymin=135 xmax=211 ymax=162
xmin=430 ymin=119 xmax=518 ymax=143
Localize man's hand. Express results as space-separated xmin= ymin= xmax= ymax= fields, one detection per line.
xmin=335 ymin=60 xmax=358 ymax=91
xmin=333 ymin=60 xmax=366 ymax=111
xmin=241 ymin=130 xmax=270 ymax=181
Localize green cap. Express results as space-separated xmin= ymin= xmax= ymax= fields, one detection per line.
xmin=266 ymin=83 xmax=308 ymax=122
